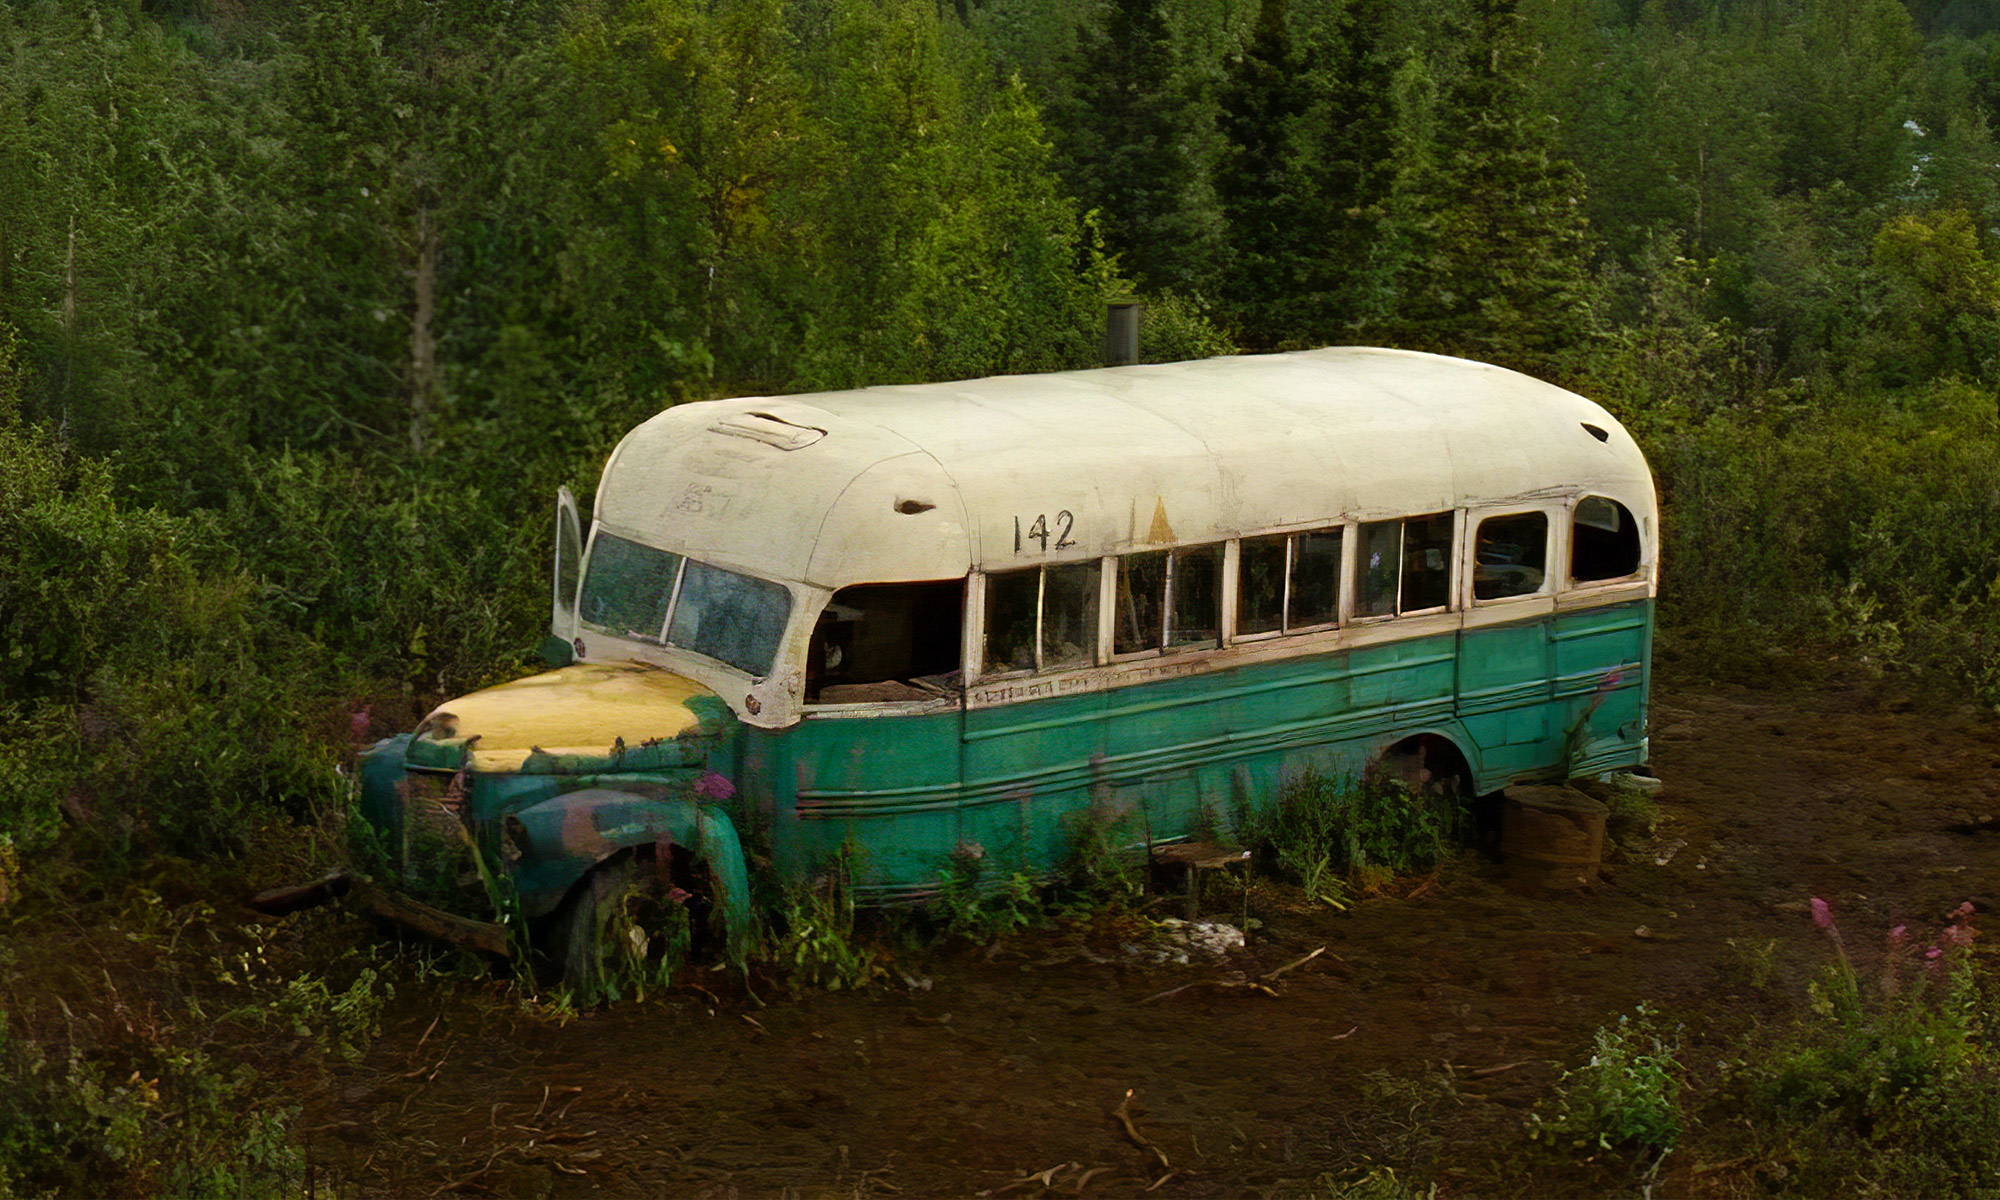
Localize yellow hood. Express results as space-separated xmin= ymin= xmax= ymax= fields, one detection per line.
xmin=415 ymin=662 xmax=717 ymax=773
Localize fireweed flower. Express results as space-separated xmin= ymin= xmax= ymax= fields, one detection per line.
xmin=693 ymin=772 xmax=736 ymax=800
xmin=1811 ymin=897 xmax=1835 ymax=930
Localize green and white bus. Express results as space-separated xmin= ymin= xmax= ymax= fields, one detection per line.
xmin=360 ymin=347 xmax=1655 ymax=959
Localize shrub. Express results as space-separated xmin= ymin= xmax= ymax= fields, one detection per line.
xmin=1241 ymin=770 xmax=1459 ymax=895
xmin=1528 ymin=1003 xmax=1683 ymax=1164
xmin=1749 ymin=898 xmax=1999 ymax=1194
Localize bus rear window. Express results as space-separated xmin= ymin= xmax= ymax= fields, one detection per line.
xmin=1571 ymin=497 xmax=1641 ymax=582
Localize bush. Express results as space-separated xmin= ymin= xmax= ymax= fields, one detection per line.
xmin=0 ymin=1010 xmax=302 ymax=1198
xmin=1529 ymin=1003 xmax=1683 ymax=1164
xmin=1648 ymin=380 xmax=2000 ymax=698
xmin=1749 ymin=898 xmax=2000 ymax=1195
xmin=1240 ymin=770 xmax=1459 ymax=896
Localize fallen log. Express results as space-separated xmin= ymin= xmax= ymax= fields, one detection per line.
xmin=245 ymin=870 xmax=353 ymax=916
xmin=245 ymin=870 xmax=510 ymax=959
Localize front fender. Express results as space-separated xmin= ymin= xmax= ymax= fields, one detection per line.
xmin=510 ymin=789 xmax=752 ymax=956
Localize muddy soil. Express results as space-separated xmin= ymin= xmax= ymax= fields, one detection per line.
xmin=275 ymin=669 xmax=1998 ymax=1198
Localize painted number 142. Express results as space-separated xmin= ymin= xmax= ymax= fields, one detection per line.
xmin=1015 ymin=511 xmax=1075 ymax=553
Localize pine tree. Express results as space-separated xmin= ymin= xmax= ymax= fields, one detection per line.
xmin=1053 ymin=0 xmax=1211 ymax=295
xmin=1213 ymin=0 xmax=1316 ymax=343
xmin=1392 ymin=0 xmax=1601 ymax=369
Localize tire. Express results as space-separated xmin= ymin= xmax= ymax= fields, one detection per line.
xmin=550 ymin=855 xmax=691 ymax=1003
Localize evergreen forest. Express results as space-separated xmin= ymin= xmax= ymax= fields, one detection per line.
xmin=6 ymin=0 xmax=2000 ymax=1190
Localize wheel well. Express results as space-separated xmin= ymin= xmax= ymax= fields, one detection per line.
xmin=1373 ymin=733 xmax=1473 ymax=796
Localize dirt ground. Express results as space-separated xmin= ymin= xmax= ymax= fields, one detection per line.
xmin=275 ymin=667 xmax=1998 ymax=1198
xmin=9 ymin=666 xmax=1998 ymax=1197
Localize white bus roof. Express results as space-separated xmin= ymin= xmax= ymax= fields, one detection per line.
xmin=593 ymin=347 xmax=1655 ymax=589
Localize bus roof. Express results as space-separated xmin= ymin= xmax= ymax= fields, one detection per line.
xmin=593 ymin=347 xmax=1655 ymax=589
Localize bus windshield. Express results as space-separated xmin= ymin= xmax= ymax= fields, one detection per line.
xmin=578 ymin=531 xmax=792 ymax=676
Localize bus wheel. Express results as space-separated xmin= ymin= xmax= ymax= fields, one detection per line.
xmin=550 ymin=854 xmax=695 ymax=1003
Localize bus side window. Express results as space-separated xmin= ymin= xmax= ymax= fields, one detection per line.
xmin=1239 ymin=528 xmax=1342 ymax=635
xmin=1238 ymin=535 xmax=1287 ymax=635
xmin=1290 ymin=528 xmax=1342 ymax=626
xmin=983 ymin=569 xmax=1040 ymax=675
xmin=1358 ymin=521 xmax=1401 ymax=617
xmin=1167 ymin=544 xmax=1222 ymax=649
xmin=983 ymin=563 xmax=1100 ymax=676
xmin=1473 ymin=512 xmax=1549 ymax=600
xmin=1115 ymin=551 xmax=1168 ymax=654
xmin=811 ymin=579 xmax=964 ymax=702
xmin=1358 ymin=513 xmax=1453 ymax=616
xmin=1041 ymin=561 xmax=1100 ymax=668
xmin=1571 ymin=497 xmax=1641 ymax=583
xmin=1116 ymin=545 xmax=1222 ymax=654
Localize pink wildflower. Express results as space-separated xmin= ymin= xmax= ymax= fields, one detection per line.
xmin=1887 ymin=924 xmax=1908 ymax=945
xmin=1811 ymin=897 xmax=1835 ymax=931
xmin=692 ymin=771 xmax=735 ymax=800
xmin=1926 ymin=945 xmax=1944 ymax=960
xmin=1942 ymin=924 xmax=1975 ymax=951
xmin=1951 ymin=901 xmax=1977 ymax=921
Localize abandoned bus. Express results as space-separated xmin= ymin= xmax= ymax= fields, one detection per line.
xmin=359 ymin=347 xmax=1655 ymax=966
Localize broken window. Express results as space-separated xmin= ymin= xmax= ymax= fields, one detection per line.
xmin=1238 ymin=528 xmax=1343 ymax=636
xmin=810 ymin=579 xmax=963 ymax=702
xmin=1357 ymin=513 xmax=1454 ymax=617
xmin=981 ymin=562 xmax=1100 ymax=676
xmin=1472 ymin=512 xmax=1549 ymax=600
xmin=1571 ymin=496 xmax=1641 ymax=583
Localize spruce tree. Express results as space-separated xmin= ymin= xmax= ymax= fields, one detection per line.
xmin=1214 ymin=0 xmax=1316 ymax=343
xmin=1392 ymin=0 xmax=1600 ymax=369
xmin=1054 ymin=0 xmax=1210 ymax=295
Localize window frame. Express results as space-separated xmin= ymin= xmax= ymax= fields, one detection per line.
xmin=1231 ymin=525 xmax=1347 ymax=643
xmin=1467 ymin=507 xmax=1556 ymax=606
xmin=1352 ymin=511 xmax=1456 ymax=622
xmin=1566 ymin=494 xmax=1646 ymax=589
xmin=1110 ymin=542 xmax=1224 ymax=662
xmin=977 ymin=559 xmax=1103 ymax=679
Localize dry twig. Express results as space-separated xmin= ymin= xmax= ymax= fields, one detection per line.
xmin=1113 ymin=1090 xmax=1169 ymax=1170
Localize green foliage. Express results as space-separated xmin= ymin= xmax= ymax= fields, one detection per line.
xmin=1650 ymin=379 xmax=2000 ymax=699
xmin=1529 ymin=1004 xmax=1683 ymax=1163
xmin=0 ymin=1010 xmax=302 ymax=1198
xmin=1056 ymin=802 xmax=1144 ymax=904
xmin=1053 ymin=0 xmax=1218 ymax=296
xmin=1390 ymin=0 xmax=1603 ymax=372
xmin=1739 ymin=902 xmax=2000 ymax=1195
xmin=772 ymin=840 xmax=885 ymax=991
xmin=930 ymin=844 xmax=1042 ymax=945
xmin=1239 ymin=770 xmax=1458 ymax=896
